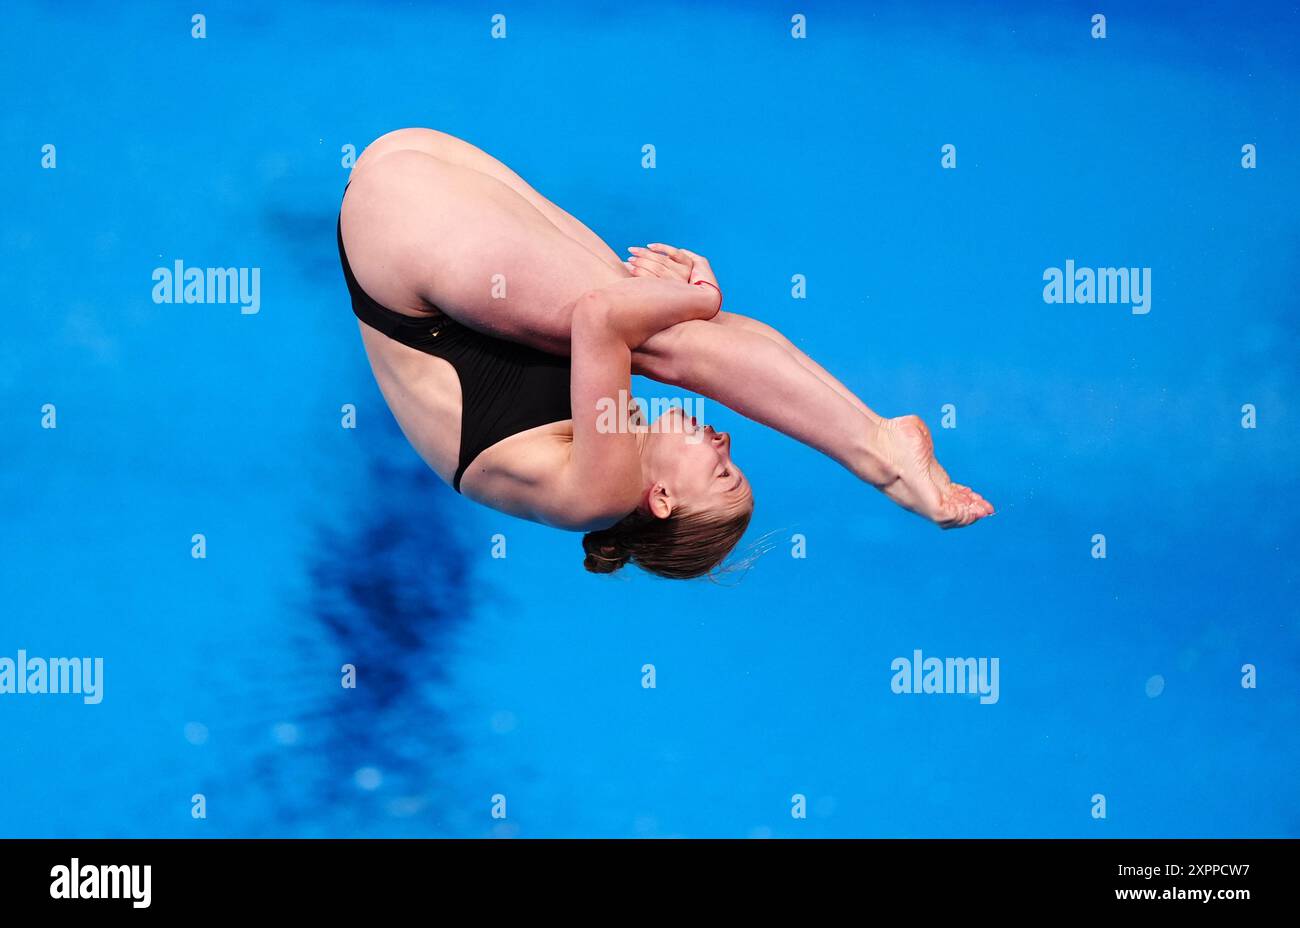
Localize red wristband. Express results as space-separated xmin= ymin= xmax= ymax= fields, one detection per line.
xmin=692 ymin=278 xmax=722 ymax=311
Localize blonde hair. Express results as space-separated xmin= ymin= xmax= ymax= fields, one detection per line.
xmin=582 ymin=499 xmax=753 ymax=580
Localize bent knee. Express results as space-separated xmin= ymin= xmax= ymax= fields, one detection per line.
xmin=353 ymin=128 xmax=452 ymax=172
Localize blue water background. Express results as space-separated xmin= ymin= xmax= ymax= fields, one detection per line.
xmin=1 ymin=1 xmax=1296 ymax=836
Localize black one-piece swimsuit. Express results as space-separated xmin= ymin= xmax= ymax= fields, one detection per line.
xmin=336 ymin=193 xmax=572 ymax=493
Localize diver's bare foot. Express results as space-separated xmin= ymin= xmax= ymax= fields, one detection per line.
xmin=873 ymin=415 xmax=994 ymax=529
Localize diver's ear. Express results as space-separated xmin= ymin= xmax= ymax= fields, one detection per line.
xmin=646 ymin=482 xmax=673 ymax=520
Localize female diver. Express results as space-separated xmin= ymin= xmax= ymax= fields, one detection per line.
xmin=337 ymin=129 xmax=993 ymax=579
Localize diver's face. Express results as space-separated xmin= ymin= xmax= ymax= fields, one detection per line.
xmin=643 ymin=407 xmax=749 ymax=514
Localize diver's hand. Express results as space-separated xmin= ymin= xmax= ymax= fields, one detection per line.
xmin=626 ymin=243 xmax=692 ymax=282
xmin=626 ymin=243 xmax=721 ymax=311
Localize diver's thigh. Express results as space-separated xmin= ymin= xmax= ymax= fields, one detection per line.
xmin=355 ymin=128 xmax=624 ymax=270
xmin=342 ymin=148 xmax=620 ymax=354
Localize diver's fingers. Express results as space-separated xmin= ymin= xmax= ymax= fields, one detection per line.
xmin=627 ymin=247 xmax=678 ymax=277
xmin=646 ymin=243 xmax=692 ymax=267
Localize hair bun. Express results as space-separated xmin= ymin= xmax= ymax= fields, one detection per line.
xmin=582 ymin=532 xmax=630 ymax=574
xmin=579 ymin=505 xmax=752 ymax=580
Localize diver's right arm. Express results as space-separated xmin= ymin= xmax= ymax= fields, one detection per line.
xmin=558 ymin=278 xmax=722 ymax=529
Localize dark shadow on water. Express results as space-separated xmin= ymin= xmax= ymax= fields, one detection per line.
xmin=268 ymin=423 xmax=474 ymax=835
xmin=216 ymin=199 xmax=477 ymax=835
xmin=264 ymin=206 xmax=343 ymax=282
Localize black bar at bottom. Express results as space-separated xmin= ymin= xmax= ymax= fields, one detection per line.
xmin=0 ymin=838 xmax=1288 ymax=914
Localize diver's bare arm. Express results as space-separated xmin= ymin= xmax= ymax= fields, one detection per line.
xmin=563 ymin=278 xmax=721 ymax=524
xmin=632 ymin=321 xmax=895 ymax=486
